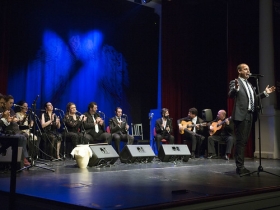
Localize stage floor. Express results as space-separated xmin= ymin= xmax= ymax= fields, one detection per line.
xmin=1 ymin=156 xmax=280 ymax=209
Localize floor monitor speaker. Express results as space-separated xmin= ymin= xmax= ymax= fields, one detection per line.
xmin=88 ymin=145 xmax=119 ymax=167
xmin=158 ymin=144 xmax=190 ymax=162
xmin=202 ymin=109 xmax=213 ymax=122
xmin=120 ymin=145 xmax=155 ymax=163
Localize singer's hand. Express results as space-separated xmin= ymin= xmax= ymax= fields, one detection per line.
xmin=79 ymin=115 xmax=84 ymax=121
xmin=2 ymin=110 xmax=10 ymax=119
xmin=265 ymin=85 xmax=276 ymax=94
xmin=126 ymin=124 xmax=129 ymax=130
xmin=56 ymin=116 xmax=60 ymax=124
xmin=234 ymin=79 xmax=239 ymax=89
xmin=99 ymin=119 xmax=104 ymax=125
xmin=96 ymin=117 xmax=101 ymax=123
xmin=12 ymin=116 xmax=19 ymax=123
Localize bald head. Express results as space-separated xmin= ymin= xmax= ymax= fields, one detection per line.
xmin=217 ymin=110 xmax=226 ymax=120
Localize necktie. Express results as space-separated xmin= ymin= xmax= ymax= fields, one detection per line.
xmin=245 ymin=80 xmax=254 ymax=112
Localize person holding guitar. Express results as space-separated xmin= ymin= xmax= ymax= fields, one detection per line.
xmin=177 ymin=107 xmax=206 ymax=159
xmin=207 ymin=110 xmax=234 ymax=160
xmin=155 ymin=108 xmax=175 ymax=152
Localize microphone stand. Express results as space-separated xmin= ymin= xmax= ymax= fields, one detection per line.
xmin=57 ymin=110 xmax=67 ymax=160
xmin=18 ymin=95 xmax=54 ymax=172
xmin=241 ymin=76 xmax=280 ymax=177
xmin=149 ymin=113 xmax=154 ymax=148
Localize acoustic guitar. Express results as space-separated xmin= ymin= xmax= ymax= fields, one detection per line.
xmin=179 ymin=120 xmax=207 ymax=134
xmin=209 ymin=116 xmax=232 ymax=136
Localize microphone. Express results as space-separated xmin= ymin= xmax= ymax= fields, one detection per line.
xmin=249 ymin=73 xmax=264 ymax=77
xmin=122 ymin=114 xmax=127 ymax=116
xmin=99 ymin=111 xmax=105 ymax=115
xmin=14 ymin=104 xmax=25 ymax=108
xmin=54 ymin=108 xmax=62 ymax=111
xmin=76 ymin=110 xmax=82 ymax=115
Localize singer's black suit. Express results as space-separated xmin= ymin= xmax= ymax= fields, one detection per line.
xmin=109 ymin=116 xmax=134 ymax=154
xmin=42 ymin=112 xmax=62 ymax=159
xmin=155 ymin=118 xmax=174 ymax=152
xmin=177 ymin=116 xmax=205 ymax=157
xmin=229 ymin=78 xmax=267 ymax=170
xmin=63 ymin=113 xmax=87 ymax=148
xmin=83 ymin=112 xmax=112 ymax=144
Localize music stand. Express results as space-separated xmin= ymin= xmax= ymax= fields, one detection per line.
xmin=18 ymin=95 xmax=55 ymax=172
xmin=241 ymin=75 xmax=280 ymax=177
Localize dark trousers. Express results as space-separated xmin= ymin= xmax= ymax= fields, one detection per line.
xmin=88 ymin=132 xmax=112 ymax=145
xmin=208 ymin=135 xmax=234 ymax=155
xmin=233 ymin=112 xmax=253 ymax=169
xmin=155 ymin=134 xmax=174 ymax=152
xmin=112 ymin=133 xmax=133 ymax=154
xmin=183 ymin=129 xmax=204 ymax=154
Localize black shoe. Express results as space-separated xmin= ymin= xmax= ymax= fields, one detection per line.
xmin=207 ymin=154 xmax=217 ymax=159
xmin=190 ymin=152 xmax=195 ymax=159
xmin=236 ymin=167 xmax=250 ymax=176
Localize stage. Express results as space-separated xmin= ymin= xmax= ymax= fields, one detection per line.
xmin=1 ymin=156 xmax=280 ymax=209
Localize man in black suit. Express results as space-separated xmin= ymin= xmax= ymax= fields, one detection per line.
xmin=207 ymin=110 xmax=234 ymax=160
xmin=109 ymin=107 xmax=133 ymax=154
xmin=177 ymin=107 xmax=205 ymax=159
xmin=229 ymin=63 xmax=275 ymax=175
xmin=155 ymin=108 xmax=174 ymax=152
xmin=83 ymin=102 xmax=111 ymax=144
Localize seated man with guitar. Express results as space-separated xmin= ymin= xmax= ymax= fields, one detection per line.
xmin=155 ymin=108 xmax=175 ymax=152
xmin=177 ymin=107 xmax=206 ymax=159
xmin=207 ymin=110 xmax=234 ymax=160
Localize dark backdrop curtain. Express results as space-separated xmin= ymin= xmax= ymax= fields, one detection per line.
xmin=0 ymin=0 xmax=10 ymax=94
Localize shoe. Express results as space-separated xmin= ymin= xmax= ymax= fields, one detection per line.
xmin=23 ymin=158 xmax=31 ymax=167
xmin=236 ymin=167 xmax=250 ymax=176
xmin=190 ymin=152 xmax=195 ymax=159
xmin=207 ymin=154 xmax=217 ymax=159
xmin=223 ymin=155 xmax=229 ymax=160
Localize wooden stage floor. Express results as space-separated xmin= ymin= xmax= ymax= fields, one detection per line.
xmin=1 ymin=156 xmax=280 ymax=209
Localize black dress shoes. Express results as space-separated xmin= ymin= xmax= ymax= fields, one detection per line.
xmin=236 ymin=167 xmax=250 ymax=176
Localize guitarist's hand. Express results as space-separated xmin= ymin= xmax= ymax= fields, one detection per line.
xmin=196 ymin=124 xmax=200 ymax=130
xmin=178 ymin=124 xmax=184 ymax=131
xmin=234 ymin=79 xmax=239 ymax=89
xmin=225 ymin=118 xmax=230 ymax=125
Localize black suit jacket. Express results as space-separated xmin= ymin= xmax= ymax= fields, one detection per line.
xmin=83 ymin=112 xmax=105 ymax=138
xmin=229 ymin=78 xmax=266 ymax=122
xmin=155 ymin=118 xmax=173 ymax=136
xmin=109 ymin=116 xmax=128 ymax=135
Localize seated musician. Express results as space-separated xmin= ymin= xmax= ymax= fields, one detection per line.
xmin=15 ymin=100 xmax=40 ymax=159
xmin=207 ymin=110 xmax=234 ymax=160
xmin=109 ymin=107 xmax=133 ymax=154
xmin=83 ymin=102 xmax=112 ymax=145
xmin=63 ymin=102 xmax=89 ymax=148
xmin=41 ymin=102 xmax=62 ymax=160
xmin=177 ymin=107 xmax=205 ymax=159
xmin=0 ymin=95 xmax=30 ymax=166
xmin=155 ymin=108 xmax=174 ymax=152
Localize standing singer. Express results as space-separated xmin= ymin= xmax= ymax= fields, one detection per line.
xmin=229 ymin=63 xmax=275 ymax=175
